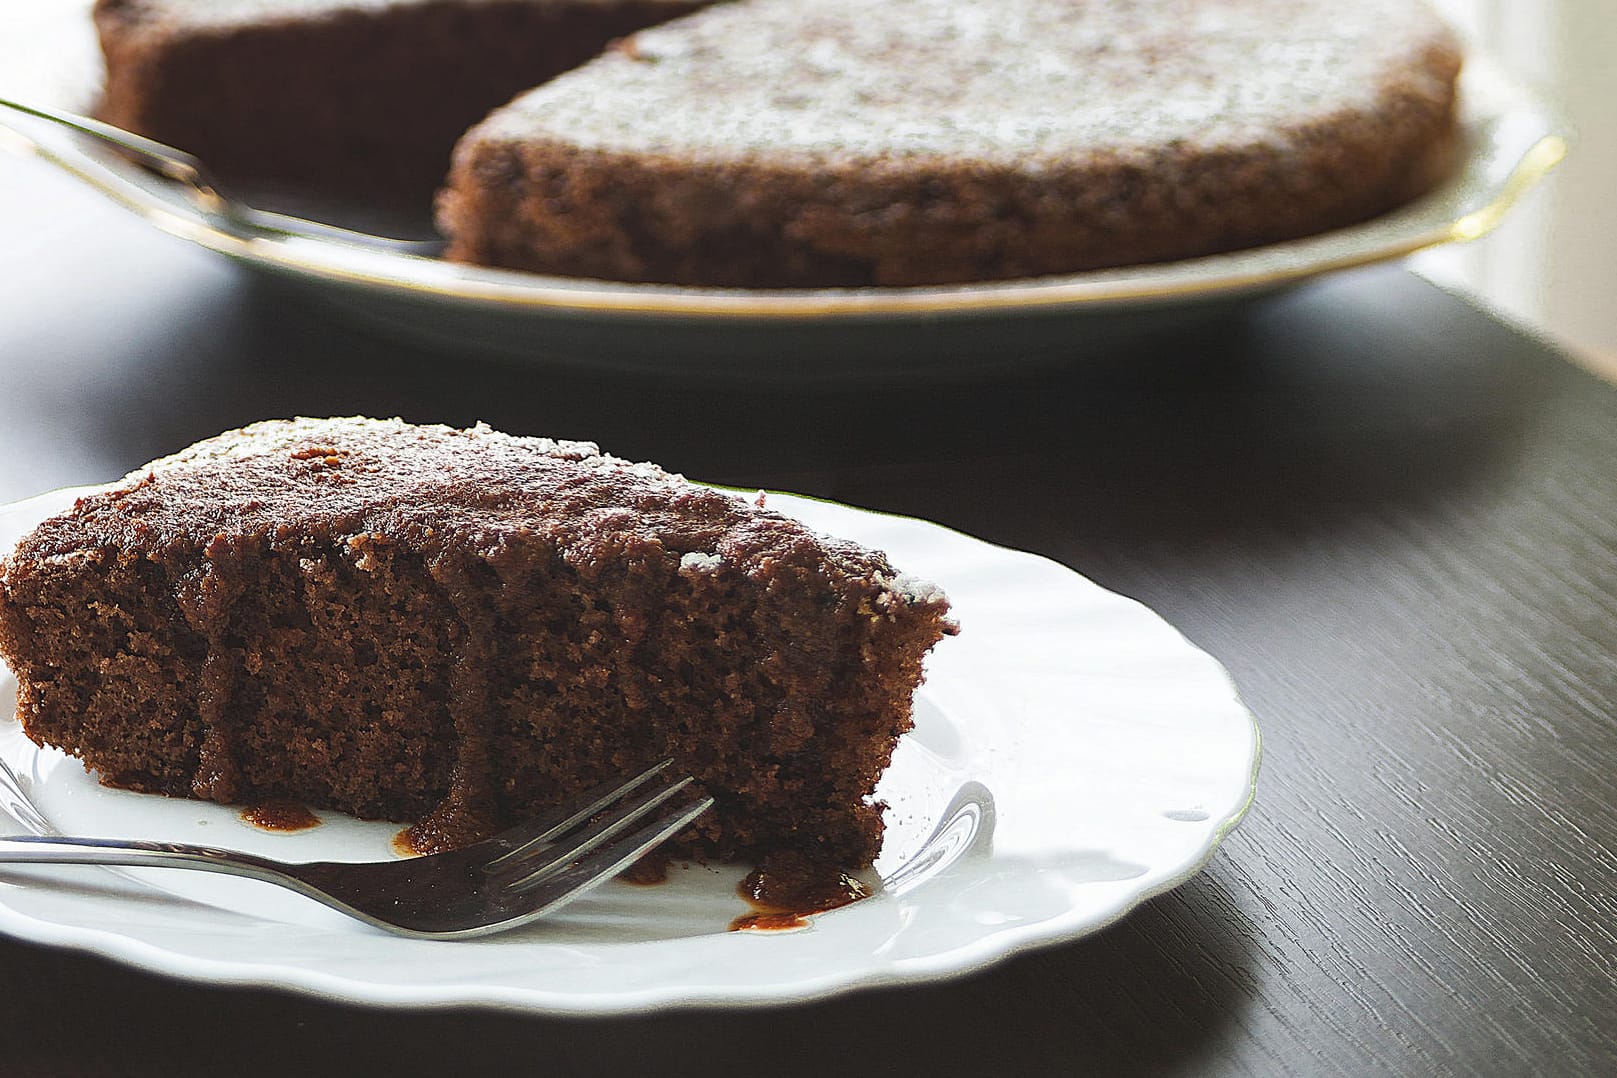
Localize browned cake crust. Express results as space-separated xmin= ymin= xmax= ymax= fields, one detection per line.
xmin=0 ymin=418 xmax=955 ymax=866
xmin=439 ymin=0 xmax=1463 ymax=287
xmin=90 ymin=0 xmax=1463 ymax=284
xmin=93 ymin=0 xmax=711 ymax=203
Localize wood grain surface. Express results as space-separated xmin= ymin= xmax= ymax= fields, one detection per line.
xmin=0 ymin=155 xmax=1614 ymax=1077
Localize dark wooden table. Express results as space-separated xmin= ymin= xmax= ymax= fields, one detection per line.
xmin=1 ymin=154 xmax=1614 ymax=1078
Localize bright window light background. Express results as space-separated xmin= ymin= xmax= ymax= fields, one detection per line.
xmin=1420 ymin=0 xmax=1617 ymax=366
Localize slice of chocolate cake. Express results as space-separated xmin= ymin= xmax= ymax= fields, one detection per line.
xmin=0 ymin=418 xmax=955 ymax=867
xmin=93 ymin=0 xmax=713 ymax=203
xmin=438 ymin=0 xmax=1462 ymax=286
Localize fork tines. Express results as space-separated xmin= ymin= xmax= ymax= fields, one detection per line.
xmin=484 ymin=761 xmax=708 ymax=892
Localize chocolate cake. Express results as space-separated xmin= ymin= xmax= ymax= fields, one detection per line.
xmin=439 ymin=0 xmax=1463 ymax=286
xmin=93 ymin=0 xmax=1462 ymax=285
xmin=92 ymin=0 xmax=713 ymax=202
xmin=0 ymin=418 xmax=955 ymax=866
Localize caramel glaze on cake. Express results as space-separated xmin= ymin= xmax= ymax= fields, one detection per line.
xmin=93 ymin=0 xmax=712 ymax=203
xmin=439 ymin=0 xmax=1464 ymax=287
xmin=0 ymin=418 xmax=956 ymax=866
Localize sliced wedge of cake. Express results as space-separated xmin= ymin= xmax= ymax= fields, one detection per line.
xmin=0 ymin=418 xmax=955 ymax=866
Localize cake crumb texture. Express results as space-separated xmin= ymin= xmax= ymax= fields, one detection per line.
xmin=0 ymin=418 xmax=956 ymax=866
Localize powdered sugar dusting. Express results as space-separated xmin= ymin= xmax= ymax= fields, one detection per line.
xmin=679 ymin=551 xmax=723 ymax=572
xmin=479 ymin=0 xmax=1458 ymax=165
xmin=891 ymin=572 xmax=947 ymax=607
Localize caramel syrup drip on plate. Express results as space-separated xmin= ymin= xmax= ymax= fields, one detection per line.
xmin=240 ymin=799 xmax=321 ymax=833
xmin=729 ymin=851 xmax=871 ymax=932
xmin=393 ymin=796 xmax=494 ymax=857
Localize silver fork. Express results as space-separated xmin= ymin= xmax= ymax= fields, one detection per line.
xmin=0 ymin=757 xmax=711 ymax=939
xmin=0 ymin=94 xmax=444 ymax=255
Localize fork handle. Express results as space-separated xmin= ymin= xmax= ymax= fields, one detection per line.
xmin=0 ymin=95 xmax=440 ymax=253
xmin=0 ymin=834 xmax=294 ymax=884
xmin=0 ymin=95 xmax=225 ymax=211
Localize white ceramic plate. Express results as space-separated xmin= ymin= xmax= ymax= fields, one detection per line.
xmin=0 ymin=484 xmax=1258 ymax=1013
xmin=0 ymin=1 xmax=1567 ymax=375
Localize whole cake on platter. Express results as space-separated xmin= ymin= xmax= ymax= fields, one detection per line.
xmin=90 ymin=0 xmax=1463 ymax=287
xmin=0 ymin=418 xmax=956 ymax=868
